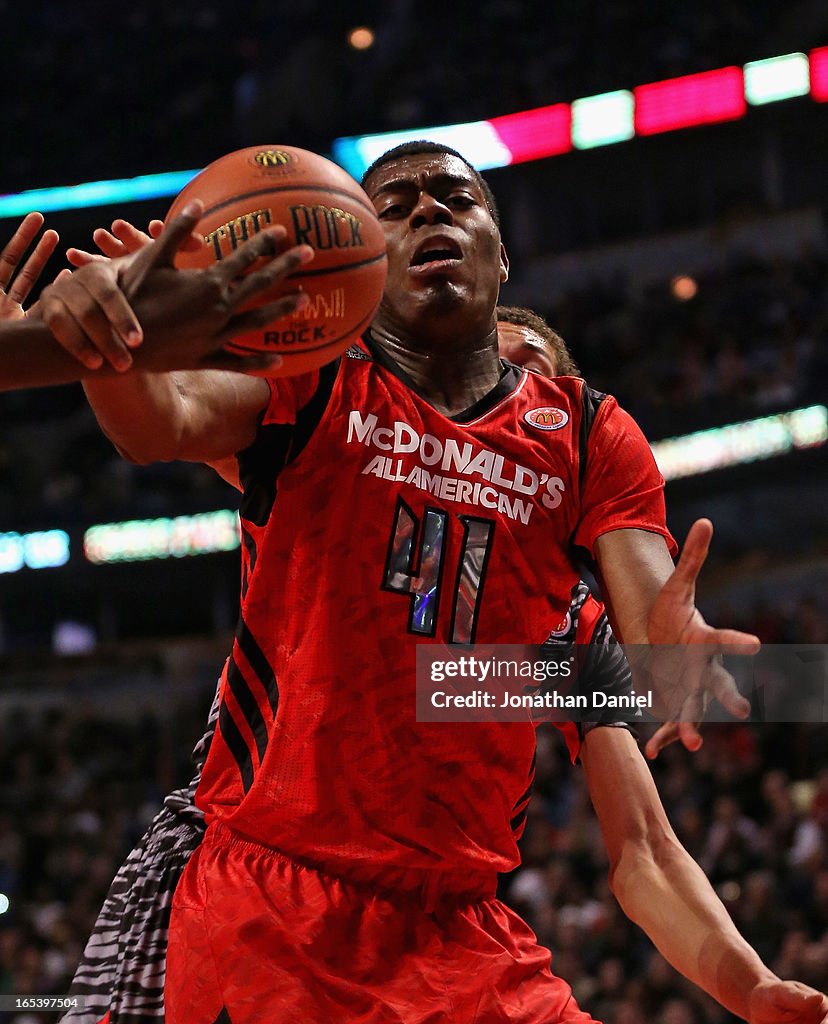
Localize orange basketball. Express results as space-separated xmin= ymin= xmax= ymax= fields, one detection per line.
xmin=165 ymin=145 xmax=387 ymax=376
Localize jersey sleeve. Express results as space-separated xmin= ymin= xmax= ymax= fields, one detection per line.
xmin=574 ymin=394 xmax=677 ymax=557
xmin=236 ymin=362 xmax=340 ymax=526
xmin=261 ymin=371 xmax=322 ymax=426
xmin=544 ymin=593 xmax=638 ymax=765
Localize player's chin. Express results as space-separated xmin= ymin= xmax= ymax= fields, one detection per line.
xmin=411 ymin=273 xmax=471 ymax=303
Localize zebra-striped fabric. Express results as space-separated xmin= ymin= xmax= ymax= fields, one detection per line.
xmin=61 ymin=685 xmax=220 ymax=1024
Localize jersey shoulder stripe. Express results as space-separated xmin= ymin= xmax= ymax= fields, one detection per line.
xmin=238 ymin=358 xmax=340 ymax=526
xmin=578 ymin=382 xmax=608 ymax=489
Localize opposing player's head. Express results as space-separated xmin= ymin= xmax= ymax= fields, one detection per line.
xmin=496 ymin=306 xmax=580 ymax=379
xmin=361 ymin=142 xmax=508 ymax=342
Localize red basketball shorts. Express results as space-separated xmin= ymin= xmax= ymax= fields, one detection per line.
xmin=166 ymin=822 xmax=600 ymax=1023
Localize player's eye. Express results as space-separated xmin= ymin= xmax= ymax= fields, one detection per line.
xmin=378 ymin=203 xmax=408 ymax=219
xmin=447 ymin=194 xmax=475 ymax=209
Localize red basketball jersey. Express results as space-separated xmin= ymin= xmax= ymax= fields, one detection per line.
xmin=195 ymin=338 xmax=674 ymax=878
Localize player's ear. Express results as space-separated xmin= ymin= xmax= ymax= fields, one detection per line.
xmin=499 ymin=243 xmax=509 ymax=284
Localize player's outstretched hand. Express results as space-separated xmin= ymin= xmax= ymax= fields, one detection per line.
xmin=0 ymin=213 xmax=59 ymax=321
xmin=56 ymin=214 xmax=205 ymax=370
xmin=44 ymin=201 xmax=313 ymax=374
xmin=643 ymin=519 xmax=760 ymax=743
xmin=111 ymin=200 xmax=312 ymax=373
xmin=747 ymin=979 xmax=828 ymax=1024
xmin=66 ymin=216 xmax=199 ymax=265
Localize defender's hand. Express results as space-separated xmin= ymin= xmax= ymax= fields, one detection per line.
xmin=0 ymin=212 xmax=59 ymax=321
xmin=645 ymin=520 xmax=760 ymax=728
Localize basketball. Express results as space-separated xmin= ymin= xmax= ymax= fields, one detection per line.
xmin=165 ymin=145 xmax=387 ymax=375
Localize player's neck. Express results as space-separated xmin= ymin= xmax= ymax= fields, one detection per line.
xmin=370 ymin=322 xmax=502 ymax=417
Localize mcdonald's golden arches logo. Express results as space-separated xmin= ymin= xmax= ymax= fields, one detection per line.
xmin=524 ymin=407 xmax=569 ymax=431
xmin=253 ymin=149 xmax=293 ymax=168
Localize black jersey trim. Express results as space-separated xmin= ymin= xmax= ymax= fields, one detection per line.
xmin=569 ymin=384 xmax=609 ymax=573
xmin=287 ymin=358 xmax=340 ymax=465
xmin=510 ymin=806 xmax=529 ymax=833
xmin=362 ymin=331 xmax=522 ymax=423
xmin=218 ymin=701 xmax=254 ymax=794
xmin=512 ymin=776 xmax=535 ymax=813
xmin=240 ymin=526 xmax=257 ymax=600
xmin=213 ymin=1010 xmax=233 ymax=1024
xmin=237 ymin=360 xmax=340 ymax=527
xmin=237 ymin=422 xmax=292 ymax=528
xmin=226 ymin=655 xmax=269 ymax=762
xmin=236 ymin=617 xmax=280 ymax=717
xmin=578 ymin=384 xmax=608 ymax=490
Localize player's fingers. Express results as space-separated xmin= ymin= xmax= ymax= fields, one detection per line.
xmin=110 ymin=219 xmax=153 ymax=252
xmin=144 ymin=200 xmax=206 ymax=268
xmin=122 ymin=200 xmax=205 ymax=293
xmin=147 ymin=219 xmax=201 ymax=250
xmin=644 ymin=722 xmax=683 ymax=759
xmin=44 ymin=271 xmax=136 ymax=369
xmin=672 ymin=519 xmax=714 ymax=593
xmin=26 ymin=268 xmax=72 ymax=319
xmin=39 ymin=290 xmax=105 ymax=370
xmin=706 ymin=661 xmax=750 ymax=720
xmin=677 ymin=720 xmax=704 ymax=751
xmin=66 ymin=248 xmax=109 ymax=268
xmin=774 ymin=989 xmax=828 ymax=1015
xmin=711 ymin=629 xmax=761 ymax=656
xmin=0 ymin=212 xmax=46 ymax=288
xmin=225 ymin=248 xmax=312 ymax=307
xmin=217 ymin=226 xmax=293 ymax=282
xmin=218 ymin=291 xmax=309 ymax=340
xmin=74 ymin=269 xmax=143 ymax=354
xmin=229 ymin=247 xmax=313 ymax=306
xmin=64 ymin=280 xmax=134 ymax=369
xmin=6 ymin=228 xmax=59 ymax=305
xmin=92 ymin=228 xmax=131 ymax=259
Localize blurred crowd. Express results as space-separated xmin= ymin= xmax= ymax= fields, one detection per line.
xmin=2 ymin=0 xmax=789 ymax=192
xmin=0 ymin=593 xmax=826 ymax=1022
xmin=539 ymin=245 xmax=828 ymax=441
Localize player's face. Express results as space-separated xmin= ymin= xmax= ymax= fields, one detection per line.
xmin=497 ymin=322 xmax=557 ymax=378
xmin=365 ymin=153 xmax=508 ymax=332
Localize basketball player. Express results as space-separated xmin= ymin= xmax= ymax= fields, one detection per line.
xmin=497 ymin=304 xmax=580 ymax=378
xmin=78 ymin=143 xmax=824 ymax=1022
xmin=0 ymin=202 xmax=312 ymax=389
xmin=496 ymin=305 xmax=709 ymax=760
xmin=59 ymin=306 xmax=625 ymax=1024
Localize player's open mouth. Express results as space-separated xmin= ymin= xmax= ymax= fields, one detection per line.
xmin=409 ymin=238 xmax=463 ymax=273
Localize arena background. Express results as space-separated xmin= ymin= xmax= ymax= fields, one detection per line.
xmin=1 ymin=2 xmax=827 ymax=1020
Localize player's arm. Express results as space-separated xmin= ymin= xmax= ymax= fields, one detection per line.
xmin=78 ymin=207 xmax=313 ymax=465
xmin=582 ymin=726 xmax=828 ymax=1024
xmin=69 ymin=210 xmax=265 ymax=464
xmin=577 ymin=393 xmax=758 ymax=738
xmin=0 ymin=205 xmax=310 ymax=395
xmin=84 ymin=366 xmax=270 ymax=465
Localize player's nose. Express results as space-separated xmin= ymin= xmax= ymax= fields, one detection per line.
xmin=409 ymin=192 xmax=453 ymax=230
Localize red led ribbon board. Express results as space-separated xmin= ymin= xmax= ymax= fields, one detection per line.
xmin=489 ymin=104 xmax=572 ymax=162
xmin=634 ymin=67 xmax=746 ymax=136
xmin=811 ymin=47 xmax=828 ymax=101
